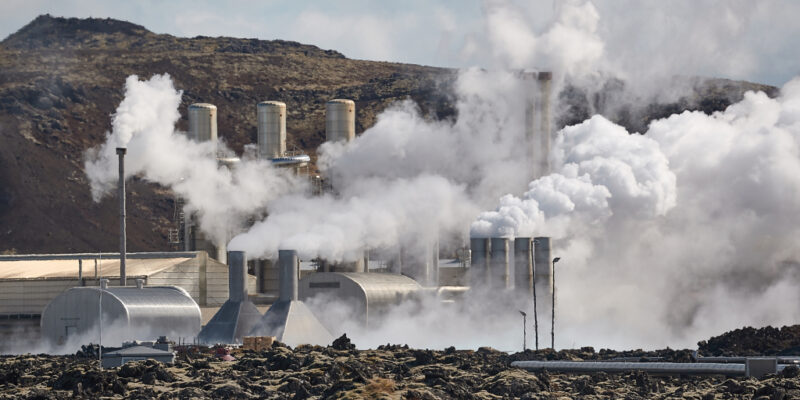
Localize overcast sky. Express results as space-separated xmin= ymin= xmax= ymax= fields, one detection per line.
xmin=1 ymin=0 xmax=798 ymax=86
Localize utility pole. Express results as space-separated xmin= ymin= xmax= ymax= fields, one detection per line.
xmin=116 ymin=148 xmax=127 ymax=286
xmin=519 ymin=310 xmax=527 ymax=351
xmin=551 ymin=257 xmax=561 ymax=349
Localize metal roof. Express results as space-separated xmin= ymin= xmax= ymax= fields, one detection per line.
xmin=0 ymin=257 xmax=192 ymax=279
xmin=106 ymin=345 xmax=173 ymax=357
xmin=304 ymin=272 xmax=421 ymax=305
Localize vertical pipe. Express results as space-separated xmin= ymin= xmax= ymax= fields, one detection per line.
xmin=278 ymin=250 xmax=298 ymax=302
xmin=116 ymin=147 xmax=127 ymax=287
xmin=537 ymin=72 xmax=552 ymax=176
xmin=228 ymin=251 xmax=247 ymax=302
xmin=469 ymin=237 xmax=491 ymax=288
xmin=78 ymin=259 xmax=84 ymax=286
xmin=514 ymin=237 xmax=533 ymax=295
xmin=490 ymin=237 xmax=510 ymax=289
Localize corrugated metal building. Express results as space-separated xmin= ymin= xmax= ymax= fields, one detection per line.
xmin=0 ymin=251 xmax=255 ymax=342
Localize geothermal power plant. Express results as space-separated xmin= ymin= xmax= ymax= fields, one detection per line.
xmin=0 ymin=72 xmax=557 ymax=351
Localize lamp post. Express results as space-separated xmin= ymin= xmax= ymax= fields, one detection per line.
xmin=532 ymin=238 xmax=540 ymax=350
xmin=519 ymin=310 xmax=527 ymax=351
xmin=551 ymin=257 xmax=561 ymax=349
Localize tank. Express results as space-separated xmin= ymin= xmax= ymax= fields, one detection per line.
xmin=325 ymin=99 xmax=355 ymax=143
xmin=490 ymin=237 xmax=510 ymax=289
xmin=257 ymin=101 xmax=287 ymax=159
xmin=188 ymin=103 xmax=218 ymax=143
xmin=469 ymin=237 xmax=490 ymax=288
xmin=41 ymin=285 xmax=201 ymax=347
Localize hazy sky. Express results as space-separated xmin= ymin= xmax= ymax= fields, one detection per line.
xmin=1 ymin=0 xmax=798 ymax=86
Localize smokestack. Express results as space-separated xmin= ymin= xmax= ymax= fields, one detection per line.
xmin=188 ymin=103 xmax=218 ymax=144
xmin=116 ymin=147 xmax=127 ymax=286
xmin=325 ymin=99 xmax=356 ymax=143
xmin=278 ymin=250 xmax=299 ymax=302
xmin=490 ymin=237 xmax=510 ymax=289
xmin=514 ymin=237 xmax=533 ymax=295
xmin=257 ymin=101 xmax=287 ymax=159
xmin=469 ymin=237 xmax=491 ymax=288
xmin=533 ymin=236 xmax=553 ymax=319
xmin=228 ymin=251 xmax=248 ymax=302
xmin=537 ymin=72 xmax=552 ymax=176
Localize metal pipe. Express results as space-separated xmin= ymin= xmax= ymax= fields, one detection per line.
xmin=278 ymin=250 xmax=298 ymax=302
xmin=116 ymin=147 xmax=127 ymax=287
xmin=512 ymin=361 xmax=748 ymax=376
xmin=78 ymin=259 xmax=83 ymax=286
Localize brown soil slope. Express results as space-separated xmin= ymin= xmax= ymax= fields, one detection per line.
xmin=0 ymin=15 xmax=778 ymax=254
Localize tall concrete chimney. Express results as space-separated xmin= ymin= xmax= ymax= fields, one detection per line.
xmin=469 ymin=237 xmax=491 ymax=288
xmin=278 ymin=250 xmax=299 ymax=302
xmin=116 ymin=147 xmax=127 ymax=286
xmin=490 ymin=237 xmax=510 ymax=289
xmin=514 ymin=237 xmax=533 ymax=295
xmin=537 ymin=72 xmax=552 ymax=176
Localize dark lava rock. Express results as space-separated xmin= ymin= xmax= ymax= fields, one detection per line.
xmin=413 ymin=349 xmax=435 ymax=365
xmin=572 ymin=376 xmax=596 ymax=395
xmin=331 ymin=333 xmax=356 ymax=351
xmin=782 ymin=365 xmax=800 ymax=378
xmin=212 ymin=384 xmax=247 ymax=399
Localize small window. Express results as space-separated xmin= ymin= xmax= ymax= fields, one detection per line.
xmin=309 ymin=282 xmax=340 ymax=289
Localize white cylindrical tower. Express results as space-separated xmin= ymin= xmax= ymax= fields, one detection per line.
xmin=188 ymin=103 xmax=218 ymax=143
xmin=257 ymin=101 xmax=287 ymax=159
xmin=537 ymin=72 xmax=552 ymax=176
xmin=325 ymin=99 xmax=355 ymax=143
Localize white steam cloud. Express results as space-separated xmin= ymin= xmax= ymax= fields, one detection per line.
xmin=79 ymin=0 xmax=800 ymax=352
xmin=84 ymin=74 xmax=304 ymax=243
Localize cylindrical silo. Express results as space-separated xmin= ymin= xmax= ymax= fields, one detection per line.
xmin=490 ymin=237 xmax=510 ymax=289
xmin=469 ymin=237 xmax=491 ymax=288
xmin=278 ymin=250 xmax=299 ymax=302
xmin=325 ymin=99 xmax=355 ymax=143
xmin=257 ymin=101 xmax=286 ymax=159
xmin=534 ymin=236 xmax=553 ymax=318
xmin=514 ymin=237 xmax=533 ymax=295
xmin=188 ymin=103 xmax=218 ymax=143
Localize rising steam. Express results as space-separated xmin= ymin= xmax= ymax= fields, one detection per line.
xmin=82 ymin=0 xmax=800 ymax=351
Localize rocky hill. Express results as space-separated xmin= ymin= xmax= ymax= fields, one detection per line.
xmin=0 ymin=15 xmax=777 ymax=254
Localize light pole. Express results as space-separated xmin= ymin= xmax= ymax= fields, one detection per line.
xmin=519 ymin=310 xmax=527 ymax=351
xmin=551 ymin=257 xmax=561 ymax=349
xmin=532 ymin=238 xmax=540 ymax=351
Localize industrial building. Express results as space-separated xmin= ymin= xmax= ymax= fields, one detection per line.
xmin=1 ymin=69 xmax=556 ymax=349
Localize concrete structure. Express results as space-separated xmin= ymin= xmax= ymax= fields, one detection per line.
xmin=490 ymin=237 xmax=510 ymax=289
xmin=299 ymin=272 xmax=421 ymax=328
xmin=250 ymin=250 xmax=333 ymax=347
xmin=188 ymin=103 xmax=218 ymax=143
xmin=325 ymin=99 xmax=356 ymax=143
xmin=257 ymin=101 xmax=287 ymax=159
xmin=198 ymin=251 xmax=262 ymax=344
xmin=41 ymin=284 xmax=201 ymax=346
xmin=514 ymin=237 xmax=534 ymax=295
xmin=101 ymin=345 xmax=175 ymax=368
xmin=469 ymin=238 xmax=490 ymax=288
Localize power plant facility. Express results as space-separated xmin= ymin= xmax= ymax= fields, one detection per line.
xmin=0 ymin=71 xmax=560 ymax=352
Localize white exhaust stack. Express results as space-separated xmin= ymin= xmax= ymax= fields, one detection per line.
xmin=250 ymin=250 xmax=334 ymax=347
xmin=198 ymin=251 xmax=262 ymax=344
xmin=534 ymin=237 xmax=553 ymax=317
xmin=537 ymin=72 xmax=552 ymax=176
xmin=325 ymin=99 xmax=356 ymax=143
xmin=257 ymin=101 xmax=287 ymax=159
